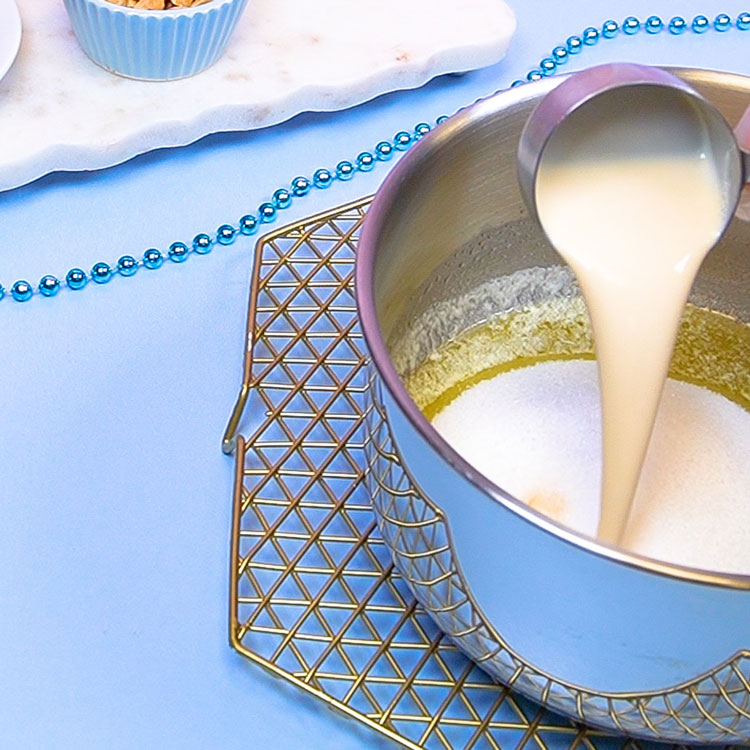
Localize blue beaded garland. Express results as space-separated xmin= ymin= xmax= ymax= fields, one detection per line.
xmin=39 ymin=275 xmax=60 ymax=297
xmin=4 ymin=17 xmax=746 ymax=305
xmin=12 ymin=280 xmax=32 ymax=301
xmin=117 ymin=255 xmax=138 ymax=276
xmin=336 ymin=161 xmax=355 ymax=180
xmin=216 ymin=225 xmax=237 ymax=245
xmin=566 ymin=35 xmax=583 ymax=53
xmin=375 ymin=141 xmax=393 ymax=160
xmin=715 ymin=12 xmax=731 ymax=30
xmin=540 ymin=58 xmax=556 ymax=75
xmin=143 ymin=249 xmax=163 ymax=269
xmin=602 ymin=19 xmax=619 ymax=38
xmin=582 ymin=26 xmax=599 ymax=44
xmin=393 ymin=131 xmax=412 ymax=150
xmin=623 ymin=16 xmax=640 ymax=34
xmin=291 ymin=176 xmax=311 ymax=197
xmin=168 ymin=241 xmax=190 ymax=262
xmin=414 ymin=122 xmax=431 ymax=138
xmin=91 ymin=262 xmax=112 ymax=284
xmin=66 ymin=268 xmax=88 ymax=289
xmin=193 ymin=232 xmax=214 ymax=252
xmin=313 ymin=168 xmax=333 ymax=188
xmin=668 ymin=16 xmax=687 ymax=33
xmin=356 ymin=152 xmax=375 ymax=171
xmin=692 ymin=14 xmax=710 ymax=32
xmin=259 ymin=202 xmax=277 ymax=222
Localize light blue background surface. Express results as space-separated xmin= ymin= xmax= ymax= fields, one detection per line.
xmin=1 ymin=2 xmax=749 ymax=747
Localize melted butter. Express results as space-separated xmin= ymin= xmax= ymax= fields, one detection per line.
xmin=409 ymin=303 xmax=750 ymax=420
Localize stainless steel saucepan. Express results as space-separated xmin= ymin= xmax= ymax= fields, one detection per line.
xmin=356 ymin=67 xmax=750 ymax=744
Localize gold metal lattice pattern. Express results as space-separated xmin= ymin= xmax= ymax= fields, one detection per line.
xmin=224 ymin=196 xmax=707 ymax=750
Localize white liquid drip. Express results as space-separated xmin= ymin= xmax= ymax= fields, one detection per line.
xmin=534 ymin=88 xmax=729 ymax=544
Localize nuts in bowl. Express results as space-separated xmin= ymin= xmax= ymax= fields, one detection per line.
xmin=106 ymin=0 xmax=212 ymax=8
xmin=64 ymin=0 xmax=249 ymax=80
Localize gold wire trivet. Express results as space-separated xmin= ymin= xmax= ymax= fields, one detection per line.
xmin=223 ymin=196 xmax=687 ymax=750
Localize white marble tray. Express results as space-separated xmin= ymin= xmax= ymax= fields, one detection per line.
xmin=0 ymin=0 xmax=515 ymax=192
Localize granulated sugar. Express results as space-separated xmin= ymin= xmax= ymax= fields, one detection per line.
xmin=432 ymin=359 xmax=750 ymax=575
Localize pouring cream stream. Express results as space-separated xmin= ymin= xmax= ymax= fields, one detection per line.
xmin=535 ymin=85 xmax=732 ymax=544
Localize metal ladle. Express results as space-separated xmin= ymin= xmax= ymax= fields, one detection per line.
xmin=518 ymin=63 xmax=750 ymax=233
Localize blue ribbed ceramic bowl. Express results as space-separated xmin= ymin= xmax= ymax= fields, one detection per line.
xmin=63 ymin=0 xmax=249 ymax=81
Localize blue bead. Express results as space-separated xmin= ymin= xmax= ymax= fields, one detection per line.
xmin=375 ymin=141 xmax=393 ymax=160
xmin=414 ymin=122 xmax=431 ymax=139
xmin=435 ymin=115 xmax=449 ymax=125
xmin=259 ymin=202 xmax=276 ymax=222
xmin=143 ymin=248 xmax=163 ymax=269
xmin=216 ymin=225 xmax=237 ymax=245
xmin=566 ymin=35 xmax=583 ymax=53
xmin=526 ymin=70 xmax=543 ymax=82
xmin=11 ymin=280 xmax=32 ymax=301
xmin=168 ymin=241 xmax=189 ymax=262
xmin=510 ymin=79 xmax=525 ymax=87
xmin=623 ymin=16 xmax=640 ymax=34
xmin=582 ymin=26 xmax=599 ymax=44
xmin=552 ymin=45 xmax=568 ymax=63
xmin=645 ymin=15 xmax=663 ymax=33
xmin=91 ymin=262 xmax=112 ymax=284
xmin=39 ymin=275 xmax=60 ymax=297
xmin=540 ymin=58 xmax=556 ymax=75
xmin=66 ymin=268 xmax=88 ymax=289
xmin=117 ymin=255 xmax=138 ymax=277
xmin=272 ymin=188 xmax=292 ymax=209
xmin=692 ymin=14 xmax=710 ymax=32
xmin=738 ymin=12 xmax=750 ymax=29
xmin=356 ymin=152 xmax=375 ymax=171
xmin=291 ymin=176 xmax=311 ymax=197
xmin=668 ymin=16 xmax=686 ymax=33
xmin=393 ymin=131 xmax=412 ymax=150
xmin=313 ymin=168 xmax=333 ymax=188
xmin=602 ymin=19 xmax=619 ymax=37
xmin=715 ymin=13 xmax=731 ymax=30
xmin=193 ymin=232 xmax=213 ymax=253
xmin=238 ymin=216 xmax=258 ymax=236
xmin=336 ymin=161 xmax=355 ymax=180
xmin=0 ymin=285 xmax=5 ymax=301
